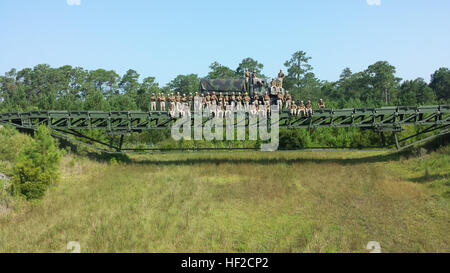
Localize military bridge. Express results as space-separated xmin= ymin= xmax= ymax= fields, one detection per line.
xmin=1 ymin=105 xmax=449 ymax=152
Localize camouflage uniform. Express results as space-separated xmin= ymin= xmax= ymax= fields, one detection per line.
xmin=225 ymin=103 xmax=232 ymax=119
xmin=306 ymin=100 xmax=313 ymax=117
xmin=258 ymin=101 xmax=266 ymax=118
xmin=277 ymin=92 xmax=283 ymax=110
xmin=236 ymin=92 xmax=243 ymax=111
xmin=298 ymin=101 xmax=306 ymax=117
xmin=217 ymin=102 xmax=224 ymax=118
xmin=253 ymin=93 xmax=259 ymax=104
xmin=201 ymin=94 xmax=206 ymax=109
xmin=193 ymin=92 xmax=201 ymax=111
xmin=205 ymin=93 xmax=211 ymax=109
xmin=188 ymin=93 xmax=193 ymax=108
xmin=318 ymin=99 xmax=325 ymax=109
xmin=175 ymin=92 xmax=182 ymax=113
xmin=169 ymin=99 xmax=176 ymax=117
xmin=211 ymin=92 xmax=218 ymax=106
xmin=150 ymin=94 xmax=157 ymax=111
xmin=169 ymin=93 xmax=176 ymax=111
xmin=290 ymin=101 xmax=298 ymax=116
xmin=159 ymin=93 xmax=166 ymax=111
xmin=250 ymin=101 xmax=258 ymax=117
xmin=244 ymin=69 xmax=251 ymax=91
xmin=231 ymin=92 xmax=236 ymax=110
xmin=277 ymin=70 xmax=285 ymax=88
xmin=284 ymin=91 xmax=292 ymax=110
xmin=270 ymin=79 xmax=277 ymax=87
xmin=264 ymin=93 xmax=270 ymax=107
xmin=244 ymin=93 xmax=251 ymax=110
xmin=224 ymin=93 xmax=229 ymax=106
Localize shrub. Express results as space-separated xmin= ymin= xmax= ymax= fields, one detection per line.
xmin=12 ymin=126 xmax=62 ymax=200
xmin=0 ymin=125 xmax=32 ymax=162
xmin=279 ymin=129 xmax=311 ymax=149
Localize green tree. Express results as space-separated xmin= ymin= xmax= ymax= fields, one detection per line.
xmin=207 ymin=62 xmax=236 ymax=79
xmin=235 ymin=57 xmax=264 ymax=78
xmin=88 ymin=68 xmax=120 ymax=98
xmin=54 ymin=65 xmax=85 ymax=110
xmin=12 ymin=125 xmax=62 ymax=200
xmin=365 ymin=61 xmax=401 ymax=104
xmin=283 ymin=51 xmax=313 ymax=89
xmin=167 ymin=74 xmax=200 ymax=94
xmin=430 ymin=67 xmax=450 ymax=102
xmin=398 ymin=78 xmax=436 ymax=105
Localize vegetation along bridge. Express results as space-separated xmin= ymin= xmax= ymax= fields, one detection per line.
xmin=1 ymin=105 xmax=449 ymax=152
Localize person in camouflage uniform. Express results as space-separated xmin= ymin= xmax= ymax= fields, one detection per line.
xmin=244 ymin=92 xmax=251 ymax=111
xmin=205 ymin=92 xmax=211 ymax=109
xmin=211 ymin=92 xmax=218 ymax=106
xmin=231 ymin=92 xmax=236 ymax=110
xmin=236 ymin=92 xmax=243 ymax=111
xmin=250 ymin=101 xmax=258 ymax=117
xmin=201 ymin=93 xmax=206 ymax=109
xmin=277 ymin=69 xmax=285 ymax=88
xmin=175 ymin=92 xmax=182 ymax=112
xmin=253 ymin=92 xmax=259 ymax=104
xmin=244 ymin=68 xmax=251 ymax=91
xmin=277 ymin=91 xmax=283 ymax=110
xmin=224 ymin=93 xmax=229 ymax=106
xmin=290 ymin=100 xmax=298 ymax=116
xmin=298 ymin=100 xmax=306 ymax=117
xmin=270 ymin=78 xmax=276 ymax=88
xmin=169 ymin=93 xmax=176 ymax=111
xmin=306 ymin=100 xmax=313 ymax=117
xmin=169 ymin=98 xmax=176 ymax=117
xmin=264 ymin=92 xmax=270 ymax=107
xmin=225 ymin=101 xmax=232 ymax=119
xmin=188 ymin=93 xmax=193 ymax=108
xmin=250 ymin=71 xmax=257 ymax=94
xmin=218 ymin=92 xmax=224 ymax=105
xmin=150 ymin=93 xmax=157 ymax=111
xmin=217 ymin=102 xmax=224 ymax=118
xmin=284 ymin=91 xmax=292 ymax=110
xmin=318 ymin=99 xmax=325 ymax=109
xmin=193 ymin=92 xmax=201 ymax=111
xmin=158 ymin=93 xmax=166 ymax=111
xmin=258 ymin=101 xmax=266 ymax=118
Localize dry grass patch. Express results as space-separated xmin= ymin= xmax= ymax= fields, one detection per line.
xmin=0 ymin=150 xmax=448 ymax=252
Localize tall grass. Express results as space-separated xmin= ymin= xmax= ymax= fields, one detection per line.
xmin=0 ymin=150 xmax=448 ymax=252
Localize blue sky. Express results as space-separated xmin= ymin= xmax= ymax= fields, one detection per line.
xmin=0 ymin=0 xmax=449 ymax=85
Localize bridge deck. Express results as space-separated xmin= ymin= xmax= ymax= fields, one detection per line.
xmin=1 ymin=105 xmax=449 ymax=133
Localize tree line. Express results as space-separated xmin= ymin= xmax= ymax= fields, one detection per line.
xmin=0 ymin=50 xmax=448 ymax=113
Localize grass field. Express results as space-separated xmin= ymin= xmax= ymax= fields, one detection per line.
xmin=0 ymin=147 xmax=449 ymax=253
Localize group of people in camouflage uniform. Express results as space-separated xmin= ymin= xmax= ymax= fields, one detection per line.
xmin=150 ymin=91 xmax=325 ymax=118
xmin=149 ymin=69 xmax=325 ymax=118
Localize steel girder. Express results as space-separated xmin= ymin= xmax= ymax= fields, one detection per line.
xmin=1 ymin=105 xmax=449 ymax=133
xmin=1 ymin=105 xmax=449 ymax=152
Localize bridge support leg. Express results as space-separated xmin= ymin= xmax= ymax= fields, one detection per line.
xmin=394 ymin=132 xmax=400 ymax=150
xmin=118 ymin=135 xmax=124 ymax=152
xmin=109 ymin=136 xmax=114 ymax=151
xmin=380 ymin=132 xmax=386 ymax=147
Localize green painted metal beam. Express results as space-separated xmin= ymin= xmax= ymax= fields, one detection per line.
xmin=1 ymin=105 xmax=449 ymax=133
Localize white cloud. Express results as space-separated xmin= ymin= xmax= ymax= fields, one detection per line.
xmin=67 ymin=0 xmax=81 ymax=6
xmin=366 ymin=0 xmax=381 ymax=6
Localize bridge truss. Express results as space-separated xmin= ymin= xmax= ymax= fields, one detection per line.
xmin=1 ymin=105 xmax=449 ymax=152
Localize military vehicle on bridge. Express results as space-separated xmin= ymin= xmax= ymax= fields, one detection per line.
xmin=199 ymin=78 xmax=285 ymax=104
